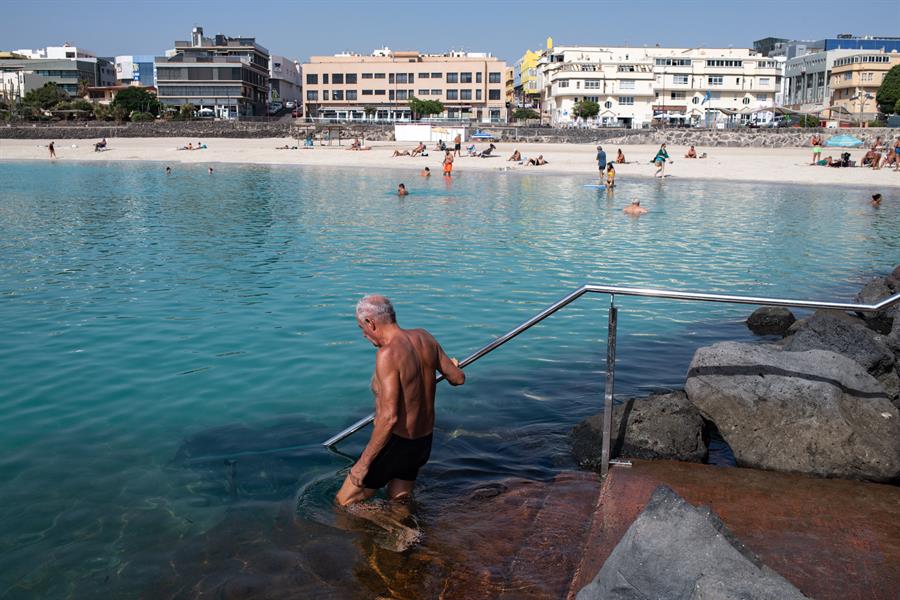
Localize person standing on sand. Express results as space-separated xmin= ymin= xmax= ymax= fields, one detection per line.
xmin=810 ymin=134 xmax=822 ymax=165
xmin=443 ymin=150 xmax=454 ymax=176
xmin=48 ymin=141 xmax=56 ymax=159
xmin=596 ymin=146 xmax=607 ymax=181
xmin=336 ymin=295 xmax=465 ymax=506
xmin=453 ymin=133 xmax=462 ymax=157
xmin=654 ymin=143 xmax=670 ymax=178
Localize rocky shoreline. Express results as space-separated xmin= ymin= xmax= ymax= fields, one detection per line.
xmin=573 ymin=265 xmax=900 ymax=483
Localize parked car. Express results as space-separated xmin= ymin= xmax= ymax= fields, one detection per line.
xmin=284 ymin=101 xmax=296 ymax=109
xmin=267 ymin=102 xmax=283 ymax=115
xmin=292 ymin=108 xmax=302 ymax=118
xmin=196 ymin=108 xmax=215 ymax=118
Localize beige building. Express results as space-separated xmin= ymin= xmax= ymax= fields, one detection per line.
xmin=829 ymin=52 xmax=900 ymax=121
xmin=302 ymin=48 xmax=507 ymax=122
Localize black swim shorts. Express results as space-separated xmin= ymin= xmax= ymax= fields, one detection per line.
xmin=361 ymin=433 xmax=433 ymax=489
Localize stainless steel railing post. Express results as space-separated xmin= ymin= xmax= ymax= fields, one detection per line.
xmin=600 ymin=298 xmax=618 ymax=479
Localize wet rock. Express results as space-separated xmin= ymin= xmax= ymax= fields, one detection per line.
xmin=885 ymin=265 xmax=900 ymax=291
xmin=746 ymin=306 xmax=796 ymax=336
xmin=782 ymin=310 xmax=895 ymax=376
xmin=855 ymin=277 xmax=897 ymax=334
xmin=572 ymin=391 xmax=706 ymax=468
xmin=684 ymin=341 xmax=900 ymax=482
xmin=576 ymin=485 xmax=808 ymax=600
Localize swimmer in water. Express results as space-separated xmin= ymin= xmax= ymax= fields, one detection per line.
xmin=421 ymin=167 xmax=431 ymax=177
xmin=623 ymin=199 xmax=647 ymax=215
xmin=397 ymin=183 xmax=409 ymax=196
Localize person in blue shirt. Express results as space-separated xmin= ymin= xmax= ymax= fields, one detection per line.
xmin=596 ymin=145 xmax=607 ymax=181
xmin=654 ymin=143 xmax=670 ymax=178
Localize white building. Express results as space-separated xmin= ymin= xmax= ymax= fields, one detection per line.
xmin=538 ymin=45 xmax=782 ymax=128
xmin=15 ymin=44 xmax=97 ymax=60
xmin=269 ymin=55 xmax=301 ymax=104
xmin=784 ymin=49 xmax=858 ymax=112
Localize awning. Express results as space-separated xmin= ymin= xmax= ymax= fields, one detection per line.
xmin=652 ymin=105 xmax=686 ymax=113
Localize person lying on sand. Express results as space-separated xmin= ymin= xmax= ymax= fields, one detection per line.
xmin=527 ymin=155 xmax=548 ymax=166
xmin=479 ymin=143 xmax=496 ymax=158
xmin=350 ymin=138 xmax=361 ymax=150
xmin=508 ymin=150 xmax=521 ymax=162
xmin=177 ymin=143 xmax=193 ymax=151
xmin=392 ymin=149 xmax=411 ymax=157
xmin=411 ymin=142 xmax=426 ymax=157
xmin=684 ymin=145 xmax=697 ymax=159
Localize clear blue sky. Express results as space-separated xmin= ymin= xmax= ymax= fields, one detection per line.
xmin=3 ymin=0 xmax=898 ymax=63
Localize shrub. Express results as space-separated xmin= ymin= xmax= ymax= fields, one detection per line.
xmin=130 ymin=111 xmax=155 ymax=122
xmin=513 ymin=108 xmax=540 ymax=121
xmin=573 ymin=100 xmax=600 ymax=119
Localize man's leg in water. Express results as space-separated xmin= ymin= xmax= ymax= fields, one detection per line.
xmin=335 ymin=474 xmax=377 ymax=506
xmin=387 ymin=479 xmax=415 ymax=501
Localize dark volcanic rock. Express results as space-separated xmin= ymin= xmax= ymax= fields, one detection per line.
xmin=855 ymin=277 xmax=897 ymax=334
xmin=576 ymin=485 xmax=808 ymax=600
xmin=885 ymin=265 xmax=900 ymax=291
xmin=782 ymin=310 xmax=895 ymax=376
xmin=746 ymin=306 xmax=796 ymax=336
xmin=572 ymin=391 xmax=706 ymax=468
xmin=684 ymin=341 xmax=900 ymax=481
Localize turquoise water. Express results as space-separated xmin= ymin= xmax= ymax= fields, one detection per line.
xmin=0 ymin=161 xmax=897 ymax=597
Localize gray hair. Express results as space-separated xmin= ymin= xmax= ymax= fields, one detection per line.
xmin=356 ymin=295 xmax=396 ymax=324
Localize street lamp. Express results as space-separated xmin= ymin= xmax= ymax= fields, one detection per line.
xmin=850 ymin=92 xmax=875 ymax=126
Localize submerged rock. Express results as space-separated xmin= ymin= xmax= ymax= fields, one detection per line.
xmin=782 ymin=310 xmax=895 ymax=376
xmin=684 ymin=341 xmax=900 ymax=482
xmin=572 ymin=391 xmax=706 ymax=468
xmin=576 ymin=485 xmax=808 ymax=600
xmin=746 ymin=306 xmax=796 ymax=336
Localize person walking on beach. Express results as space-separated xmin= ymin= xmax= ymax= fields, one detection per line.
xmin=596 ymin=146 xmax=607 ymax=181
xmin=443 ymin=150 xmax=454 ymax=177
xmin=336 ymin=295 xmax=465 ymax=506
xmin=48 ymin=141 xmax=56 ymax=159
xmin=453 ymin=133 xmax=462 ymax=157
xmin=654 ymin=143 xmax=670 ymax=178
xmin=810 ymin=134 xmax=823 ymax=165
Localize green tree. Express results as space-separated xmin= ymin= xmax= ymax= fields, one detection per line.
xmin=21 ymin=82 xmax=69 ymax=109
xmin=876 ymin=64 xmax=900 ymax=114
xmin=572 ymin=100 xmax=600 ymax=119
xmin=130 ymin=111 xmax=155 ymax=122
xmin=111 ymin=87 xmax=160 ymax=117
xmin=363 ymin=105 xmax=377 ymax=118
xmin=92 ymin=103 xmax=113 ymax=121
xmin=408 ymin=96 xmax=444 ymax=119
xmin=895 ymin=97 xmax=900 ymax=115
xmin=512 ymin=107 xmax=540 ymax=121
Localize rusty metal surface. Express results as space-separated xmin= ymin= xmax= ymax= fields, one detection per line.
xmin=568 ymin=460 xmax=900 ymax=600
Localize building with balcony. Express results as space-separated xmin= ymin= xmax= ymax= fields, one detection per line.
xmin=0 ymin=56 xmax=100 ymax=100
xmin=269 ymin=55 xmax=301 ymax=105
xmin=154 ymin=26 xmax=270 ymax=118
xmin=301 ymin=48 xmax=507 ymax=122
xmin=115 ymin=55 xmax=157 ymax=86
xmin=829 ymin=51 xmax=900 ymax=121
xmin=538 ymin=45 xmax=781 ymax=128
xmin=513 ymin=48 xmax=542 ymax=108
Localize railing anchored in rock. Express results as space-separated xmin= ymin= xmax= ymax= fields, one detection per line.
xmin=322 ymin=284 xmax=900 ymax=478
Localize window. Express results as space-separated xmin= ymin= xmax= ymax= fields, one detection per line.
xmin=708 ymin=76 xmax=723 ymax=86
xmin=476 ymin=72 xmax=482 ymax=83
xmin=706 ymin=60 xmax=743 ymax=68
xmin=420 ymin=73 xmax=430 ymax=79
xmin=346 ymin=74 xmax=357 ymax=84
xmin=374 ymin=89 xmax=386 ymax=95
xmin=604 ymin=100 xmax=612 ymax=109
xmin=692 ymin=96 xmax=700 ymax=104
xmin=461 ymin=89 xmax=472 ymax=100
xmin=431 ymin=72 xmax=442 ymax=78
xmin=476 ymin=89 xmax=482 ymax=100
xmin=558 ymin=80 xmax=569 ymax=88
xmin=585 ymin=96 xmax=599 ymax=103
xmin=447 ymin=72 xmax=458 ymax=83
xmin=759 ymin=77 xmax=770 ymax=86
xmin=673 ymin=74 xmax=689 ymax=85
xmin=346 ymin=90 xmax=357 ymax=101
xmin=488 ymin=72 xmax=502 ymax=83
xmin=655 ymin=58 xmax=691 ymax=66
xmin=461 ymin=72 xmax=472 ymax=83
xmin=374 ymin=73 xmax=386 ymax=79
xmin=323 ymin=90 xmax=329 ymax=100
xmin=619 ymin=80 xmax=635 ymax=90
xmin=431 ymin=89 xmax=441 ymax=95
xmin=488 ymin=89 xmax=501 ymax=100
xmin=306 ymin=74 xmax=318 ymax=84
xmin=323 ymin=74 xmax=329 ymax=84
xmin=861 ymin=72 xmax=874 ymax=82
xmin=756 ymin=94 xmax=768 ymax=102
xmin=447 ymin=89 xmax=458 ymax=100
xmin=843 ymin=72 xmax=853 ymax=80
xmin=362 ymin=73 xmax=373 ymax=79
xmin=332 ymin=90 xmax=343 ymax=100
xmin=419 ymin=89 xmax=430 ymax=95
xmin=332 ymin=74 xmax=344 ymax=84
xmin=618 ymin=96 xmax=634 ymax=105
xmin=670 ymin=92 xmax=685 ymax=100
xmin=396 ymin=90 xmax=409 ymax=100
xmin=362 ymin=89 xmax=373 ymax=95
xmin=187 ymin=67 xmax=214 ymax=80
xmin=742 ymin=97 xmax=750 ymax=104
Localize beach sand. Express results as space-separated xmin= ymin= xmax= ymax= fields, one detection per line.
xmin=2 ymin=137 xmax=898 ymax=188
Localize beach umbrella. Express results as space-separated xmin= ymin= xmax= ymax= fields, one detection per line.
xmin=824 ymin=134 xmax=864 ymax=148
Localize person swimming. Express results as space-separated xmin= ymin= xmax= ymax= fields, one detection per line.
xmin=421 ymin=167 xmax=431 ymax=177
xmin=397 ymin=183 xmax=409 ymax=196
xmin=623 ymin=199 xmax=647 ymax=215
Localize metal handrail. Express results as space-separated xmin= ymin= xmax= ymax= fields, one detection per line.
xmin=322 ymin=284 xmax=900 ymax=456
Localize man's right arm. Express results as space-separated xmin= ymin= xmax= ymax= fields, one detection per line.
xmin=436 ymin=344 xmax=465 ymax=386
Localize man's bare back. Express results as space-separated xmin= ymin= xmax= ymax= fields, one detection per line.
xmin=337 ymin=295 xmax=464 ymax=506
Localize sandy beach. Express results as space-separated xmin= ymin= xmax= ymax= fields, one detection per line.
xmin=2 ymin=137 xmax=898 ymax=188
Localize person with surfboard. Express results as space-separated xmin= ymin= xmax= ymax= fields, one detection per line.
xmin=336 ymin=295 xmax=465 ymax=506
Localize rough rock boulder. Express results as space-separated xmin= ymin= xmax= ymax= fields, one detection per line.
xmin=855 ymin=276 xmax=898 ymax=334
xmin=746 ymin=306 xmax=796 ymax=336
xmin=572 ymin=391 xmax=706 ymax=468
xmin=684 ymin=341 xmax=900 ymax=481
xmin=782 ymin=310 xmax=895 ymax=376
xmin=576 ymin=485 xmax=808 ymax=600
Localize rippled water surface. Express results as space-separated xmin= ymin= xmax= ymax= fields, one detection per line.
xmin=0 ymin=161 xmax=897 ymax=598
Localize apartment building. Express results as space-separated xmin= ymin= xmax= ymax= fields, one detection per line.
xmin=538 ymin=45 xmax=781 ymax=128
xmin=155 ymin=26 xmax=270 ymax=118
xmin=513 ymin=48 xmax=542 ymax=108
xmin=0 ymin=55 xmax=100 ymax=100
xmin=302 ymin=48 xmax=507 ymax=122
xmin=115 ymin=55 xmax=157 ymax=86
xmin=829 ymin=52 xmax=900 ymax=121
xmin=269 ymin=55 xmax=301 ymax=104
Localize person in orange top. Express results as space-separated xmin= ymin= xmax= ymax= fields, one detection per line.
xmin=443 ymin=150 xmax=454 ymax=176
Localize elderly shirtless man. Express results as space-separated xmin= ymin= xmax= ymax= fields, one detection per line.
xmin=336 ymin=295 xmax=465 ymax=506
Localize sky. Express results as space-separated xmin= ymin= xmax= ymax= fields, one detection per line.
xmin=3 ymin=0 xmax=898 ymax=63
